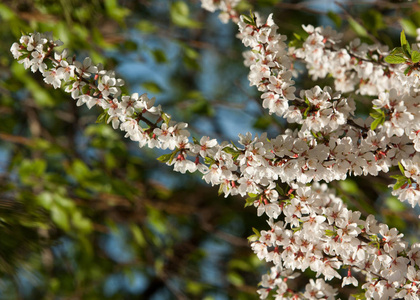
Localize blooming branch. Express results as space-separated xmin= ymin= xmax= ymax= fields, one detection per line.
xmin=10 ymin=3 xmax=420 ymax=298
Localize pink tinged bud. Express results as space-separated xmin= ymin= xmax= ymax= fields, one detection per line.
xmin=176 ymin=154 xmax=185 ymax=161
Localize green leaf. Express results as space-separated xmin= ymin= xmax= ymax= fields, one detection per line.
xmin=351 ymin=292 xmax=367 ymax=300
xmin=247 ymin=234 xmax=259 ymax=242
xmin=400 ymin=30 xmax=412 ymax=56
xmin=96 ymin=110 xmax=110 ymax=124
xmin=412 ymin=50 xmax=420 ymax=63
xmin=370 ymin=117 xmax=384 ymax=131
xmin=361 ymin=10 xmax=385 ymax=32
xmin=339 ymin=180 xmax=359 ymax=195
xmin=385 ymin=196 xmax=406 ymax=212
xmin=227 ymin=272 xmax=244 ymax=286
xmin=384 ymin=55 xmax=406 ymax=64
xmin=151 ymin=49 xmax=167 ymax=64
xmin=18 ymin=159 xmax=47 ymax=186
xmin=253 ymin=116 xmax=271 ymax=130
xmin=393 ymin=178 xmax=408 ymax=190
xmin=123 ymin=40 xmax=137 ymax=51
xmin=104 ymin=0 xmax=130 ymax=24
xmin=157 ymin=151 xmax=177 ymax=163
xmin=349 ymin=17 xmax=369 ymax=38
xmin=70 ymin=159 xmax=91 ymax=181
xmin=241 ymin=15 xmax=254 ymax=26
xmin=72 ymin=211 xmax=93 ymax=233
xmin=400 ymin=30 xmax=408 ymax=47
xmin=390 ymin=174 xmax=405 ymax=180
xmin=244 ymin=195 xmax=258 ymax=208
xmin=170 ymin=1 xmax=201 ymax=28
xmin=369 ymin=109 xmax=383 ymax=119
xmin=242 ymin=10 xmax=257 ymax=26
xmin=135 ymin=20 xmax=157 ymax=33
xmin=222 ymin=146 xmax=242 ymax=157
xmin=161 ymin=112 xmax=171 ymax=124
xmin=130 ymin=224 xmax=146 ymax=246
xmin=327 ymin=11 xmax=342 ymax=28
xmin=0 ymin=3 xmax=16 ymax=21
xmin=141 ymin=81 xmax=162 ymax=94
xmin=37 ymin=192 xmax=54 ymax=209
xmin=293 ymin=33 xmax=302 ymax=41
xmin=51 ymin=204 xmax=70 ymax=231
xmin=204 ymin=157 xmax=215 ymax=165
xmin=303 ymin=106 xmax=311 ymax=118
xmin=252 ymin=227 xmax=261 ymax=237
xmin=389 ymin=47 xmax=404 ymax=56
xmin=276 ymin=184 xmax=285 ymax=196
xmin=325 ymin=229 xmax=336 ymax=237
xmin=218 ymin=184 xmax=224 ymax=196
xmin=288 ymin=39 xmax=303 ymax=49
xmin=400 ymin=19 xmax=418 ymax=37
xmin=186 ymin=281 xmax=204 ymax=296
xmin=398 ymin=162 xmax=406 ymax=175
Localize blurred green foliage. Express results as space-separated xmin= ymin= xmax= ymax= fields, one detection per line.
xmin=1 ymin=0 xmax=420 ymax=299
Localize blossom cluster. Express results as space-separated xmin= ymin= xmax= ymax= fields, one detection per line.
xmin=235 ymin=12 xmax=420 ymax=298
xmin=10 ymin=3 xmax=420 ymax=298
xmin=251 ymin=183 xmax=420 ymax=299
xmin=238 ymin=13 xmax=420 ymax=200
xmin=200 ymin=0 xmax=240 ymax=23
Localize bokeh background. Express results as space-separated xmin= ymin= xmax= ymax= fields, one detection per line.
xmin=1 ymin=0 xmax=420 ymax=299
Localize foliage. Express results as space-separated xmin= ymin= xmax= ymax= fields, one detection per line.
xmin=3 ymin=0 xmax=420 ymax=299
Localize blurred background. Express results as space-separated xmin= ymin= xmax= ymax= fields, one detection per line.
xmin=1 ymin=0 xmax=420 ymax=299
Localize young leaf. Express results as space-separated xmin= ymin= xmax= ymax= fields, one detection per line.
xmin=161 ymin=112 xmax=171 ymax=124
xmin=398 ymin=162 xmax=405 ymax=175
xmin=96 ymin=111 xmax=108 ymax=123
xmin=384 ymin=55 xmax=406 ymax=64
xmin=400 ymin=30 xmax=408 ymax=47
xmin=242 ymin=15 xmax=253 ymax=25
xmin=218 ymin=184 xmax=224 ymax=196
xmin=393 ymin=178 xmax=407 ymax=190
xmin=389 ymin=47 xmax=403 ymax=56
xmin=400 ymin=30 xmax=412 ymax=56
xmin=390 ymin=174 xmax=405 ymax=180
xmin=370 ymin=117 xmax=383 ymax=131
xmin=369 ymin=109 xmax=383 ymax=119
xmin=252 ymin=227 xmax=261 ymax=237
xmin=204 ymin=157 xmax=215 ymax=165
xmin=222 ymin=146 xmax=242 ymax=156
xmin=244 ymin=197 xmax=256 ymax=207
xmin=411 ymin=50 xmax=420 ymax=63
xmin=157 ymin=153 xmax=173 ymax=163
